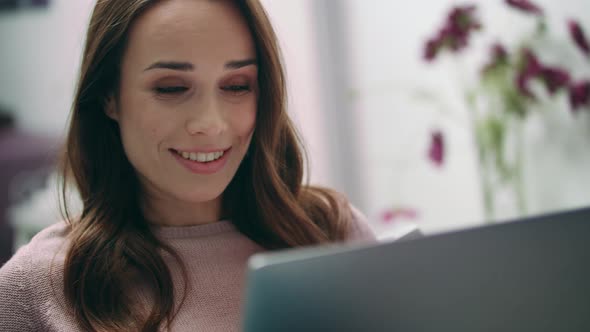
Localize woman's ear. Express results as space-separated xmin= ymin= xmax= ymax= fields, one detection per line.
xmin=104 ymin=96 xmax=119 ymax=121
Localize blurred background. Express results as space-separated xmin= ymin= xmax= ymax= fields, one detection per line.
xmin=1 ymin=0 xmax=590 ymax=265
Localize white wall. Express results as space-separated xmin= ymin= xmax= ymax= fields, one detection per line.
xmin=0 ymin=0 xmax=95 ymax=136
xmin=258 ymin=0 xmax=333 ymax=189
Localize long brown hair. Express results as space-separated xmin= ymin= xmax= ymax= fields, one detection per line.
xmin=60 ymin=0 xmax=355 ymax=331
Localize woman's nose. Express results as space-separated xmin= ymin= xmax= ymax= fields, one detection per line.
xmin=185 ymin=96 xmax=226 ymax=136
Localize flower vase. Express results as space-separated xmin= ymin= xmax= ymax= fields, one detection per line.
xmin=471 ymin=94 xmax=528 ymax=223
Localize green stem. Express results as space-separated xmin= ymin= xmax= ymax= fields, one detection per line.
xmin=467 ymin=89 xmax=495 ymax=223
xmin=482 ymin=156 xmax=495 ymax=222
xmin=513 ymin=119 xmax=527 ymax=215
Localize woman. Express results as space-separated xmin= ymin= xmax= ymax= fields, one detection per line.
xmin=0 ymin=0 xmax=375 ymax=331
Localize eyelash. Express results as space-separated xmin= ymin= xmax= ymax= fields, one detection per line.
xmin=221 ymin=85 xmax=251 ymax=93
xmin=155 ymin=86 xmax=189 ymax=94
xmin=153 ymin=85 xmax=251 ymax=96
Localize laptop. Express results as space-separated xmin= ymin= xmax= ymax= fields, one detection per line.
xmin=241 ymin=207 xmax=590 ymax=332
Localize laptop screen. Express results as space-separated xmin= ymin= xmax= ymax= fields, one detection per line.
xmin=242 ymin=207 xmax=590 ymax=332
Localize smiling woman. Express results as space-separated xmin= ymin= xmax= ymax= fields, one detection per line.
xmin=106 ymin=0 xmax=260 ymax=227
xmin=0 ymin=0 xmax=375 ymax=331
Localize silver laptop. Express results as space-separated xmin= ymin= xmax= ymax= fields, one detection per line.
xmin=241 ymin=207 xmax=590 ymax=332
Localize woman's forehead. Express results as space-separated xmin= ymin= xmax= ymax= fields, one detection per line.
xmin=124 ymin=0 xmax=256 ymax=70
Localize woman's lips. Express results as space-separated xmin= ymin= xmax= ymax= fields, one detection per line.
xmin=170 ymin=147 xmax=232 ymax=174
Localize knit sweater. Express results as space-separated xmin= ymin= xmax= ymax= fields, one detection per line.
xmin=0 ymin=208 xmax=376 ymax=332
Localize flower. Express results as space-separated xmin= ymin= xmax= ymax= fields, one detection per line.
xmin=540 ymin=66 xmax=571 ymax=95
xmin=482 ymin=43 xmax=509 ymax=73
xmin=424 ymin=39 xmax=440 ymax=61
xmin=515 ymin=49 xmax=572 ymax=97
xmin=491 ymin=43 xmax=508 ymax=62
xmin=568 ymin=20 xmax=590 ymax=57
xmin=515 ymin=49 xmax=542 ymax=99
xmin=423 ymin=5 xmax=481 ymax=61
xmin=381 ymin=208 xmax=419 ymax=224
xmin=569 ymin=80 xmax=590 ymax=111
xmin=420 ymin=2 xmax=590 ymax=222
xmin=505 ymin=0 xmax=544 ymax=16
xmin=428 ymin=130 xmax=445 ymax=167
xmin=446 ymin=5 xmax=482 ymax=49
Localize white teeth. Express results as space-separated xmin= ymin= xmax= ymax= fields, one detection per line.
xmin=177 ymin=149 xmax=225 ymax=163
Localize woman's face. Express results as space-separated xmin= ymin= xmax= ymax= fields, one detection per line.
xmin=108 ymin=0 xmax=257 ymax=218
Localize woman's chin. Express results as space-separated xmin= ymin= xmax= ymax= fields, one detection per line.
xmin=175 ymin=190 xmax=224 ymax=205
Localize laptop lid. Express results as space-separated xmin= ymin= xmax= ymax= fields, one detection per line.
xmin=242 ymin=207 xmax=590 ymax=332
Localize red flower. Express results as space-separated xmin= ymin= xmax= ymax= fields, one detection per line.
xmin=424 ymin=38 xmax=441 ymax=61
xmin=381 ymin=208 xmax=419 ymax=224
xmin=428 ymin=130 xmax=445 ymax=167
xmin=568 ymin=20 xmax=590 ymax=57
xmin=446 ymin=6 xmax=482 ymax=48
xmin=569 ymin=80 xmax=590 ymax=111
xmin=482 ymin=43 xmax=509 ymax=73
xmin=540 ymin=66 xmax=571 ymax=95
xmin=515 ymin=49 xmax=542 ymax=99
xmin=491 ymin=43 xmax=508 ymax=61
xmin=515 ymin=50 xmax=572 ymax=98
xmin=505 ymin=0 xmax=543 ymax=15
xmin=423 ymin=5 xmax=481 ymax=62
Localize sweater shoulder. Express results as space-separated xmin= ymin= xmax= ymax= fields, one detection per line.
xmin=0 ymin=238 xmax=40 ymax=330
xmin=0 ymin=220 xmax=70 ymax=282
xmin=23 ymin=221 xmax=72 ymax=272
xmin=0 ymin=221 xmax=72 ymax=331
xmin=347 ymin=204 xmax=378 ymax=243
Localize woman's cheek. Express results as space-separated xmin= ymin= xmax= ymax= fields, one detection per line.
xmin=137 ymin=108 xmax=172 ymax=141
xmin=237 ymin=102 xmax=257 ymax=136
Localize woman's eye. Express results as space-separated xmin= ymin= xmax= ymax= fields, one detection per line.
xmin=154 ymin=86 xmax=188 ymax=95
xmin=221 ymin=85 xmax=251 ymax=94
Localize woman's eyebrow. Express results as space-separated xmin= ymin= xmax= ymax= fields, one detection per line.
xmin=143 ymin=59 xmax=257 ymax=72
xmin=144 ymin=61 xmax=194 ymax=71
xmin=224 ymin=58 xmax=257 ymax=70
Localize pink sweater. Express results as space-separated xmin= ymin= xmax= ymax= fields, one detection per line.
xmin=0 ymin=209 xmax=376 ymax=331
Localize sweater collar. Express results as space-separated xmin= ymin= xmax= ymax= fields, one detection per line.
xmin=150 ymin=220 xmax=236 ymax=239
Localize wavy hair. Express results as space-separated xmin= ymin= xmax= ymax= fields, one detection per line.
xmin=59 ymin=0 xmax=355 ymax=330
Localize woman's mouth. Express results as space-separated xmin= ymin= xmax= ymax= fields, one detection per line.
xmin=170 ymin=147 xmax=232 ymax=174
xmin=173 ymin=149 xmax=226 ymax=163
